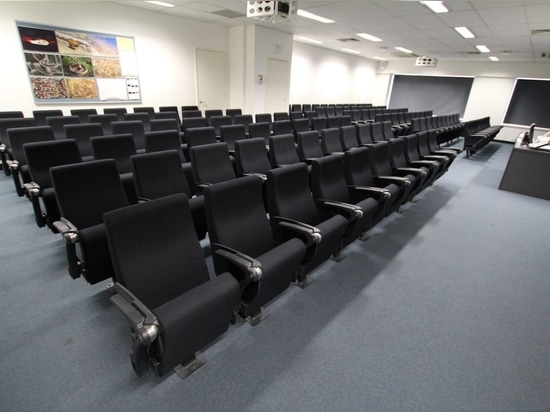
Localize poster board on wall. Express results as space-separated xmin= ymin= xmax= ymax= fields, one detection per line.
xmin=16 ymin=21 xmax=141 ymax=104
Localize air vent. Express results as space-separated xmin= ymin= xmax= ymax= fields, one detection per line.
xmin=337 ymin=38 xmax=360 ymax=42
xmin=532 ymin=29 xmax=550 ymax=35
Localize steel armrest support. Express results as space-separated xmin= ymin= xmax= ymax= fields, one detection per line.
xmin=111 ymin=282 xmax=159 ymax=376
xmin=273 ymin=216 xmax=322 ymax=247
xmin=349 ymin=185 xmax=391 ymax=200
xmin=52 ymin=217 xmax=81 ymax=279
xmin=376 ymin=175 xmax=411 ymax=186
xmin=23 ymin=182 xmax=46 ymax=227
xmin=408 ymin=160 xmax=439 ymax=169
xmin=242 ymin=172 xmax=267 ymax=182
xmin=213 ymin=243 xmax=263 ymax=283
xmin=394 ymin=167 xmax=426 ymax=177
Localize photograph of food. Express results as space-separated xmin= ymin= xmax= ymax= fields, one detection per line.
xmin=61 ymin=55 xmax=94 ymax=77
xmin=18 ymin=26 xmax=59 ymax=53
xmin=90 ymin=35 xmax=119 ymax=57
xmin=31 ymin=77 xmax=68 ymax=99
xmin=92 ymin=57 xmax=122 ymax=78
xmin=25 ymin=52 xmax=63 ymax=76
xmin=56 ymin=30 xmax=91 ymax=55
xmin=66 ymin=78 xmax=98 ymax=99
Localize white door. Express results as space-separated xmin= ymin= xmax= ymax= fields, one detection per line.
xmin=195 ymin=49 xmax=227 ymax=111
xmin=265 ymin=58 xmax=290 ymax=113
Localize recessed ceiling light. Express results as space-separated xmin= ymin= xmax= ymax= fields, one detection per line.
xmin=294 ymin=36 xmax=323 ymax=45
xmin=356 ymin=33 xmax=383 ymax=42
xmin=489 ymin=56 xmax=499 ymax=61
xmin=454 ymin=26 xmax=475 ymax=39
xmin=145 ymin=1 xmax=175 ymax=8
xmin=297 ymin=9 xmax=335 ymax=24
xmin=476 ymin=45 xmax=490 ymax=53
xmin=342 ymin=48 xmax=361 ymax=54
xmin=395 ymin=46 xmax=413 ymax=54
xmin=372 ymin=56 xmax=388 ymax=61
xmin=420 ymin=1 xmax=449 ymax=13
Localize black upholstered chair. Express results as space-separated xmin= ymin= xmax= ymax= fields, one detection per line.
xmin=219 ymin=124 xmax=246 ymax=153
xmin=296 ymin=130 xmax=323 ymax=164
xmin=355 ymin=123 xmax=376 ymax=146
xmin=268 ymin=134 xmax=302 ymax=168
xmin=310 ymin=154 xmax=380 ymax=246
xmin=105 ymin=193 xmax=240 ymax=378
xmin=130 ymin=149 xmax=204 ymax=238
xmin=416 ymin=130 xmax=454 ymax=174
xmin=50 ymin=159 xmax=130 ymax=284
xmin=5 ymin=126 xmax=55 ymax=196
xmin=145 ymin=130 xmax=187 ymax=162
xmin=204 ymin=175 xmax=307 ymax=324
xmin=339 ymin=125 xmax=360 ymax=151
xmin=225 ymin=108 xmax=242 ymax=119
xmin=232 ymin=114 xmax=254 ymax=134
xmin=234 ymin=137 xmax=272 ymax=179
xmin=123 ymin=112 xmax=151 ymax=132
xmin=88 ymin=114 xmax=118 ymax=135
xmin=272 ymin=120 xmax=293 ymax=136
xmin=23 ymin=139 xmax=82 ymax=230
xmin=64 ymin=122 xmax=104 ymax=160
xmin=388 ymin=137 xmax=429 ymax=195
xmin=248 ymin=122 xmax=272 ymax=142
xmin=70 ymin=108 xmax=97 ymax=123
xmin=190 ymin=142 xmax=236 ymax=193
xmin=103 ymin=107 xmax=127 ymax=121
xmin=209 ymin=116 xmax=232 ymax=138
xmin=402 ymin=134 xmax=443 ymax=184
xmin=133 ymin=106 xmax=155 ymax=119
xmin=45 ymin=115 xmax=79 ymax=139
xmin=32 ymin=109 xmax=63 ymax=126
xmin=266 ymin=163 xmax=348 ymax=285
xmin=0 ymin=111 xmax=24 ymax=119
xmin=320 ymin=128 xmax=345 ymax=155
xmin=111 ymin=120 xmax=146 ymax=153
xmin=185 ymin=126 xmax=217 ymax=150
xmin=343 ymin=146 xmax=406 ymax=220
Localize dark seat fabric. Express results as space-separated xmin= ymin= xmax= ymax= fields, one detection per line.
xmin=297 ymin=130 xmax=323 ymax=162
xmin=64 ymin=122 xmax=104 ymax=159
xmin=190 ymin=142 xmax=236 ymax=192
xmin=204 ymin=176 xmax=307 ymax=321
xmin=234 ymin=138 xmax=272 ymax=177
xmin=266 ymin=163 xmax=348 ymax=277
xmin=104 ymin=194 xmax=240 ymax=377
xmin=388 ymin=137 xmax=428 ymax=196
xmin=50 ymin=159 xmax=129 ymax=284
xmin=111 ymin=120 xmax=146 ymax=152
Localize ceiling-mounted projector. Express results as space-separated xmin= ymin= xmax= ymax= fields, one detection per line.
xmin=247 ymin=1 xmax=295 ymax=22
xmin=416 ymin=56 xmax=438 ymax=67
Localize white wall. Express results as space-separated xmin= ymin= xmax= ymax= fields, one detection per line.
xmin=290 ymin=42 xmax=379 ymax=106
xmin=0 ymin=1 xmax=228 ymax=115
xmin=378 ymin=60 xmax=550 ymax=142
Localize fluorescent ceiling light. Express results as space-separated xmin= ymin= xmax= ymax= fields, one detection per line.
xmin=420 ymin=1 xmax=449 ymax=13
xmin=294 ymin=36 xmax=323 ymax=45
xmin=342 ymin=48 xmax=361 ymax=54
xmin=297 ymin=9 xmax=335 ymax=23
xmin=145 ymin=1 xmax=175 ymax=8
xmin=395 ymin=46 xmax=413 ymax=54
xmin=356 ymin=33 xmax=382 ymax=42
xmin=476 ymin=45 xmax=490 ymax=53
xmin=489 ymin=56 xmax=499 ymax=61
xmin=454 ymin=26 xmax=475 ymax=39
xmin=372 ymin=56 xmax=387 ymax=61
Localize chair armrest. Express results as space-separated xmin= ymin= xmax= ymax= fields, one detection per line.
xmin=272 ymin=216 xmax=322 ymax=246
xmin=394 ymin=167 xmax=426 ymax=177
xmin=213 ymin=243 xmax=263 ymax=282
xmin=110 ymin=282 xmax=160 ymax=375
xmin=196 ymin=182 xmax=212 ymax=188
xmin=6 ymin=159 xmax=19 ymax=171
xmin=376 ymin=175 xmax=411 ymax=186
xmin=408 ymin=160 xmax=438 ymax=169
xmin=242 ymin=172 xmax=267 ymax=181
xmin=0 ymin=143 xmax=5 ymax=152
xmin=421 ymin=155 xmax=448 ymax=162
xmin=318 ymin=199 xmax=363 ymax=220
xmin=23 ymin=182 xmax=46 ymax=228
xmin=23 ymin=181 xmax=41 ymax=197
xmin=53 ymin=217 xmax=79 ymax=244
xmin=349 ymin=185 xmax=391 ymax=200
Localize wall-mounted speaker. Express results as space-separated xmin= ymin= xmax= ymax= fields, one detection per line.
xmin=377 ymin=60 xmax=387 ymax=72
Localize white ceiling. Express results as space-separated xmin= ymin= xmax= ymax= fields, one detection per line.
xmin=112 ymin=0 xmax=550 ymax=63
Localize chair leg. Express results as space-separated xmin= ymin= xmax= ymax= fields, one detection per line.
xmin=245 ymin=307 xmax=270 ymax=326
xmin=174 ymin=351 xmax=208 ymax=379
xmin=293 ymin=273 xmax=314 ymax=289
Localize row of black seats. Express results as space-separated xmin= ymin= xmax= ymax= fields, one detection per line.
xmin=410 ymin=114 xmax=465 ymax=146
xmin=462 ymin=117 xmax=503 ymax=158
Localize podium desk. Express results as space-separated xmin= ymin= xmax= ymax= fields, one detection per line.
xmin=499 ymin=142 xmax=550 ymax=201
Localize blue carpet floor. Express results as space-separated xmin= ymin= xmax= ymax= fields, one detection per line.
xmin=1 ymin=141 xmax=549 ymax=412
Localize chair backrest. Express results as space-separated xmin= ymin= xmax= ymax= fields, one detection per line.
xmin=204 ymin=175 xmax=275 ymax=259
xmin=388 ymin=137 xmax=408 ymax=169
xmin=234 ymin=137 xmax=272 ymax=176
xmin=272 ymin=120 xmax=292 ymax=135
xmin=24 ymin=139 xmax=82 ymax=189
xmin=292 ymin=118 xmax=310 ymax=136
xmin=133 ymin=107 xmax=155 ymax=118
xmin=0 ymin=111 xmax=24 ymax=119
xmin=370 ymin=121 xmax=386 ymax=142
xmin=91 ymin=133 xmax=137 ymax=174
xmin=190 ymin=142 xmax=236 ymax=186
xmin=7 ymin=126 xmax=55 ymax=165
xmin=209 ymin=116 xmax=232 ymax=137
xmin=123 ymin=112 xmax=151 ymax=131
xmin=103 ymin=107 xmax=127 ymax=121
xmin=310 ymin=154 xmax=351 ymax=204
xmin=132 ymin=150 xmax=192 ymax=200
xmin=355 ymin=123 xmax=374 ymax=145
xmin=111 ymin=120 xmax=146 ymax=151
xmin=320 ymin=128 xmax=344 ymax=155
xmin=369 ymin=141 xmax=394 ymax=176
xmin=158 ymin=105 xmax=178 ymax=114
xmin=104 ymin=193 xmax=210 ymax=310
xmin=182 ymin=105 xmax=199 ymax=111
xmin=339 ymin=125 xmax=359 ymax=150
xmin=326 ymin=116 xmax=340 ymax=128
xmin=297 ymin=130 xmax=323 ymax=161
xmin=64 ymin=123 xmax=104 ymax=157
xmin=232 ymin=114 xmax=253 ymax=133
xmin=219 ymin=124 xmax=246 ymax=149
xmin=150 ymin=118 xmax=180 ymax=132
xmin=154 ymin=111 xmax=181 ymax=124
xmin=45 ymin=116 xmax=79 ymax=139
xmin=311 ymin=117 xmax=327 ymax=132
xmin=145 ymin=130 xmax=186 ymax=162
xmin=51 ymin=158 xmax=129 ymax=228
xmin=248 ymin=122 xmax=271 ymax=141
xmin=32 ymin=110 xmax=64 ymax=126
xmin=205 ymin=109 xmax=224 ymax=122
xmin=273 ymin=112 xmax=289 ymax=121
xmin=382 ymin=121 xmax=395 ymax=140
xmin=343 ymin=147 xmax=375 ymax=188
xmin=181 ymin=117 xmax=209 ymax=135
xmin=70 ymin=108 xmax=97 ymax=123
xmin=266 ymin=162 xmax=319 ymax=226
xmin=255 ymin=113 xmax=272 ymax=124
xmin=403 ymin=134 xmax=421 ymax=162
xmin=416 ymin=131 xmax=431 ymax=156
xmin=88 ymin=114 xmax=118 ymax=134
xmin=268 ymin=134 xmax=300 ymax=167
xmin=185 ymin=126 xmax=217 ymax=149
xmin=225 ymin=108 xmax=242 ymax=118
xmin=182 ymin=109 xmax=203 ymax=119
xmin=340 ymin=115 xmax=352 ymax=126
